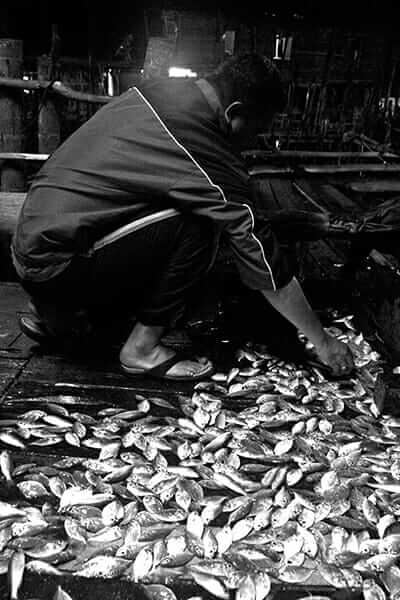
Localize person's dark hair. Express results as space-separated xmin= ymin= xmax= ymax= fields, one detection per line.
xmin=206 ymin=53 xmax=285 ymax=115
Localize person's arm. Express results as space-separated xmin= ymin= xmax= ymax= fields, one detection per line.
xmin=261 ymin=276 xmax=354 ymax=375
xmin=169 ymin=173 xmax=288 ymax=291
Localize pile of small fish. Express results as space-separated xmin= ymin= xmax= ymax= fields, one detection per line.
xmin=2 ymin=316 xmax=400 ymax=600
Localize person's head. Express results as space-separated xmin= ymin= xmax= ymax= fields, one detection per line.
xmin=205 ymin=53 xmax=285 ymax=148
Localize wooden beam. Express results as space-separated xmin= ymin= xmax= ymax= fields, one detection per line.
xmin=0 ymin=192 xmax=26 ymax=281
xmin=291 ymin=181 xmax=328 ymax=213
xmin=37 ymin=56 xmax=61 ymax=154
xmin=0 ymin=153 xmax=49 ymax=162
xmin=248 ymin=166 xmax=293 ymax=176
xmin=24 ymin=55 xmax=138 ymax=69
xmin=250 ymin=178 xmax=278 ymax=213
xmin=293 ymin=179 xmax=356 ymax=213
xmin=0 ymin=76 xmax=110 ymax=104
xmin=0 ymin=39 xmax=25 ymax=191
xmin=348 ymin=181 xmax=400 ymax=194
xmin=243 ymin=150 xmax=400 ymax=161
xmin=0 ymin=192 xmax=26 ymax=221
xmin=302 ymin=164 xmax=400 ymax=174
xmin=269 ymin=180 xmax=307 ymax=211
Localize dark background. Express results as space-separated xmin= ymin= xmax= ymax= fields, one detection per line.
xmin=1 ymin=0 xmax=397 ymax=60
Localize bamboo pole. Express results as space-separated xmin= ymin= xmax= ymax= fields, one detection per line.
xmin=37 ymin=55 xmax=61 ymax=154
xmin=0 ymin=76 xmax=111 ymax=104
xmin=314 ymin=28 xmax=336 ymax=136
xmin=0 ymin=39 xmax=25 ymax=191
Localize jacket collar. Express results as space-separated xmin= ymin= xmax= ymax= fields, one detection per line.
xmin=195 ymin=78 xmax=228 ymax=134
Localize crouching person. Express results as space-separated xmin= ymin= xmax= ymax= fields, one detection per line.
xmin=12 ymin=53 xmax=354 ymax=380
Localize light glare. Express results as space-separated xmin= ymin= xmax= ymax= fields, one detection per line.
xmin=168 ymin=67 xmax=197 ymax=78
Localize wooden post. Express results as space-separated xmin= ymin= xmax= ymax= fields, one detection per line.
xmin=0 ymin=39 xmax=25 ymax=191
xmin=314 ymin=28 xmax=336 ymax=135
xmin=37 ymin=55 xmax=61 ymax=154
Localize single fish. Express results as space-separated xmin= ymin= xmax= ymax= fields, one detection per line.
xmin=278 ymin=566 xmax=313 ymax=584
xmin=0 ymin=431 xmax=26 ymax=449
xmin=236 ymin=574 xmax=256 ymax=600
xmin=17 ymin=481 xmax=49 ymax=500
xmin=102 ymin=500 xmax=125 ymax=527
xmin=25 ymin=540 xmax=68 ymax=561
xmin=144 ymin=584 xmax=178 ymax=600
xmin=53 ymin=586 xmax=74 ymax=600
xmin=191 ymin=571 xmax=229 ymax=600
xmin=26 ymin=560 xmax=62 ymax=576
xmin=131 ymin=547 xmax=153 ymax=582
xmin=0 ymin=450 xmax=14 ymax=486
xmin=8 ymin=550 xmax=25 ymax=600
xmin=362 ymin=578 xmax=387 ymax=600
xmin=75 ymin=556 xmax=131 ymax=578
xmin=381 ymin=564 xmax=400 ymax=597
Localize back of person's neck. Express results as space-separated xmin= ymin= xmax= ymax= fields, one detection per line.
xmin=203 ymin=77 xmax=233 ymax=111
xmin=196 ymin=78 xmax=226 ymax=131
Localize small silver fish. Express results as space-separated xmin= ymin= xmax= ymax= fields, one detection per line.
xmin=75 ymin=556 xmax=131 ymax=578
xmin=8 ymin=550 xmax=25 ymax=600
xmin=0 ymin=450 xmax=13 ymax=486
xmin=191 ymin=571 xmax=229 ymax=599
xmin=0 ymin=431 xmax=26 ymax=449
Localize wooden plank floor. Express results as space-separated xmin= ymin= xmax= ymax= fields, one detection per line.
xmin=0 ymin=283 xmax=210 ymax=404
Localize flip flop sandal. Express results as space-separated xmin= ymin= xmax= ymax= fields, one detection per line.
xmin=18 ymin=315 xmax=55 ymax=344
xmin=18 ymin=315 xmax=81 ymax=350
xmin=121 ymin=351 xmax=214 ymax=381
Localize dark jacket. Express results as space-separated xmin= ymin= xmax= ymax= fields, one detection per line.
xmin=11 ymin=78 xmax=293 ymax=290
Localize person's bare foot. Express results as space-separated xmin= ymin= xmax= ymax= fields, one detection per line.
xmin=119 ymin=322 xmax=213 ymax=378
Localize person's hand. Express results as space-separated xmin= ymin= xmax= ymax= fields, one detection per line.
xmin=314 ymin=332 xmax=355 ymax=376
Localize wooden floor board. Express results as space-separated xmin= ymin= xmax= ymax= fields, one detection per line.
xmin=251 ymin=177 xmax=280 ymax=212
xmin=0 ymin=357 xmax=27 ymax=399
xmin=0 ymin=282 xmax=30 ymax=313
xmin=0 ymin=571 xmax=152 ymax=600
xmin=293 ymin=179 xmax=356 ymax=213
xmin=0 ymin=313 xmax=20 ymax=347
xmin=3 ymin=380 xmax=185 ymax=410
xmin=270 ymin=179 xmax=307 ymax=210
xmin=0 ymin=283 xmax=36 ymax=359
xmin=17 ymin=353 xmax=198 ymax=395
xmin=348 ymin=180 xmax=400 ymax=194
xmin=268 ymin=179 xmax=354 ymax=277
xmin=0 ymin=282 xmax=208 ymax=403
xmin=319 ymin=182 xmax=361 ymax=211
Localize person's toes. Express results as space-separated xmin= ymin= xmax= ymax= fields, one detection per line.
xmin=166 ymin=358 xmax=212 ymax=377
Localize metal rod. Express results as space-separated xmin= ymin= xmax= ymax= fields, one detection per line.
xmin=292 ymin=181 xmax=329 ymax=213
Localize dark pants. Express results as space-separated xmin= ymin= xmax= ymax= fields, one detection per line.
xmin=21 ymin=215 xmax=219 ymax=339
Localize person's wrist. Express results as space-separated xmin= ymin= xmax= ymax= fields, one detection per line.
xmin=309 ymin=327 xmax=330 ymax=351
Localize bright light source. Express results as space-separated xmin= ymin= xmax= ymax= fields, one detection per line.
xmin=168 ymin=67 xmax=197 ymax=78
xmin=23 ymin=74 xmax=31 ymax=94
